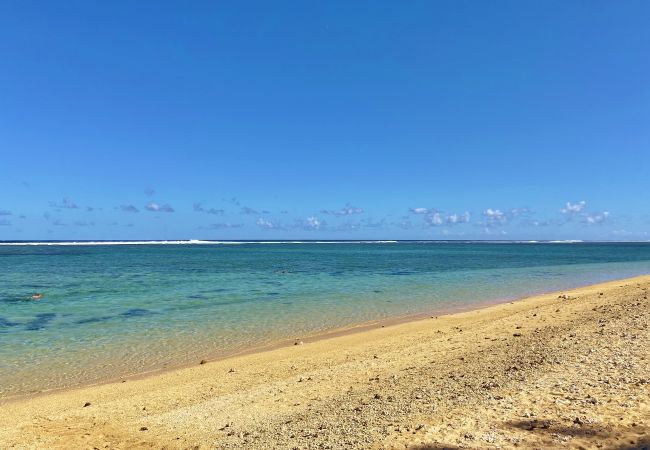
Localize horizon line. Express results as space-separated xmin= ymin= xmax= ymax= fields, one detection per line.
xmin=2 ymin=239 xmax=650 ymax=246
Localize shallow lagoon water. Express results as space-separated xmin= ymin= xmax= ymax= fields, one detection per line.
xmin=1 ymin=241 xmax=649 ymax=398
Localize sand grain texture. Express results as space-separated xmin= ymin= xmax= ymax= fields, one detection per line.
xmin=1 ymin=276 xmax=649 ymax=449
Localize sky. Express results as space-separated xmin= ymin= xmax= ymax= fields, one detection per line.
xmin=1 ymin=1 xmax=649 ymax=240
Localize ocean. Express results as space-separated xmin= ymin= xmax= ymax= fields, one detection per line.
xmin=1 ymin=240 xmax=649 ymax=398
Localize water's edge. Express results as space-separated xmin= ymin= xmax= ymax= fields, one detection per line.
xmin=3 ymin=272 xmax=646 ymax=405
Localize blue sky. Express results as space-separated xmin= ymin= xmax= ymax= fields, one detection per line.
xmin=1 ymin=1 xmax=649 ymax=240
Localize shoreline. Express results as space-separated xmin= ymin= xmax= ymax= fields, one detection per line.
xmin=1 ymin=274 xmax=648 ymax=448
xmin=2 ymin=272 xmax=642 ymax=404
xmin=0 ymin=290 xmax=503 ymax=405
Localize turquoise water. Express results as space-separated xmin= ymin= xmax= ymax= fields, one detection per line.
xmin=1 ymin=241 xmax=650 ymax=398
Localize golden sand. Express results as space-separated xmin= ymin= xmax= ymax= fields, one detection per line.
xmin=1 ymin=276 xmax=649 ymax=449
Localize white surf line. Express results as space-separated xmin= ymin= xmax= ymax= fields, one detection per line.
xmin=0 ymin=240 xmax=400 ymax=246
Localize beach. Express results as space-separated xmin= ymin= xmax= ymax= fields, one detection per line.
xmin=0 ymin=275 xmax=648 ymax=449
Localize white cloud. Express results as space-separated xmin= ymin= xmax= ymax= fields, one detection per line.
xmin=510 ymin=207 xmax=532 ymax=217
xmin=335 ymin=221 xmax=361 ymax=231
xmin=446 ymin=211 xmax=471 ymax=225
xmin=561 ymin=201 xmax=586 ymax=215
xmin=425 ymin=212 xmax=443 ymax=226
xmin=321 ymin=204 xmax=364 ymax=216
xmin=482 ymin=208 xmax=507 ymax=225
xmin=207 ymin=222 xmax=243 ymax=229
xmin=256 ymin=218 xmax=282 ymax=229
xmin=292 ymin=216 xmax=324 ymax=230
xmin=334 ymin=217 xmax=387 ymax=230
xmin=305 ymin=216 xmax=321 ymax=229
xmin=583 ymin=211 xmax=610 ymax=224
xmin=409 ymin=207 xmax=431 ymax=215
xmin=417 ymin=209 xmax=471 ymax=227
xmin=560 ymin=201 xmax=610 ymax=225
xmin=145 ymin=202 xmax=174 ymax=213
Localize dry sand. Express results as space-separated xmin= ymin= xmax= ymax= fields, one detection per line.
xmin=1 ymin=275 xmax=649 ymax=449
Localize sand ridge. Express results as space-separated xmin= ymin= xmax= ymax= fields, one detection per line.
xmin=0 ymin=276 xmax=648 ymax=449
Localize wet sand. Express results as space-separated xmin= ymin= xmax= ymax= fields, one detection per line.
xmin=0 ymin=275 xmax=648 ymax=449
